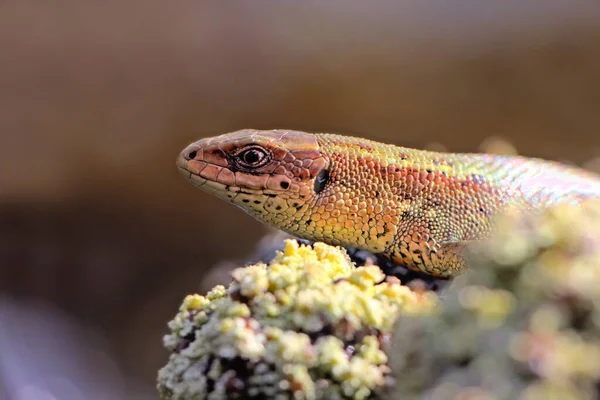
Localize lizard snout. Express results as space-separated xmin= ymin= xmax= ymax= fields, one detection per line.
xmin=181 ymin=143 xmax=202 ymax=162
xmin=177 ymin=143 xmax=203 ymax=171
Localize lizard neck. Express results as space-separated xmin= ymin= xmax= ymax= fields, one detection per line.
xmin=283 ymin=134 xmax=503 ymax=255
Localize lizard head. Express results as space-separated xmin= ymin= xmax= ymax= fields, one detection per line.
xmin=177 ymin=129 xmax=329 ymax=221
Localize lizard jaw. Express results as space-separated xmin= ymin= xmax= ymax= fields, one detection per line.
xmin=177 ymin=154 xmax=271 ymax=205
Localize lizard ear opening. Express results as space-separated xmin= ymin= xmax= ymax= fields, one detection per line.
xmin=314 ymin=168 xmax=329 ymax=194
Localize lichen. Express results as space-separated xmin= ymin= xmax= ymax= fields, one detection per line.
xmin=388 ymin=200 xmax=600 ymax=400
xmin=157 ymin=239 xmax=436 ymax=400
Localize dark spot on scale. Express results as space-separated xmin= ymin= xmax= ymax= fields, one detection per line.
xmin=295 ymin=205 xmax=303 ymax=210
xmin=432 ymin=200 xmax=441 ymax=207
xmin=381 ymin=167 xmax=387 ymax=174
xmin=280 ymin=181 xmax=290 ymax=189
xmin=433 ymin=159 xmax=440 ymax=165
xmin=479 ymin=207 xmax=485 ymax=213
xmin=253 ymin=200 xmax=261 ymax=204
xmin=265 ymin=193 xmax=277 ymax=198
xmin=307 ymin=219 xmax=312 ymax=224
xmin=275 ymin=205 xmax=282 ymax=210
xmin=426 ymin=169 xmax=432 ymax=173
xmin=242 ymin=199 xmax=250 ymax=203
xmin=375 ymin=190 xmax=380 ymax=197
xmin=413 ymin=249 xmax=421 ymax=254
xmin=293 ymin=202 xmax=299 ymax=207
xmin=402 ymin=211 xmax=411 ymax=218
xmin=377 ymin=226 xmax=390 ymax=238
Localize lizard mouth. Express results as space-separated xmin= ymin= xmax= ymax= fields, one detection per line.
xmin=176 ymin=160 xmax=226 ymax=194
xmin=177 ymin=165 xmax=206 ymax=186
xmin=176 ymin=153 xmax=220 ymax=193
xmin=176 ymin=156 xmax=266 ymax=199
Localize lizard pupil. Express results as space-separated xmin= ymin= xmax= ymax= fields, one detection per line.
xmin=244 ymin=150 xmax=261 ymax=164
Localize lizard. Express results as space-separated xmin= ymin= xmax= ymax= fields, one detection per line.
xmin=176 ymin=129 xmax=600 ymax=277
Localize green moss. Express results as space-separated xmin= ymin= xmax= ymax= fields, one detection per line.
xmin=389 ymin=201 xmax=600 ymax=399
xmin=157 ymin=240 xmax=435 ymax=400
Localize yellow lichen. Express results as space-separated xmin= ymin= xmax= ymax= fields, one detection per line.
xmin=158 ymin=239 xmax=435 ymax=399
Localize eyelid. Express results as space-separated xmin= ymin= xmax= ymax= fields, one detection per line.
xmin=233 ymin=145 xmax=266 ymax=157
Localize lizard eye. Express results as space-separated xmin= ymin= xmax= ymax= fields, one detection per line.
xmin=235 ymin=146 xmax=270 ymax=168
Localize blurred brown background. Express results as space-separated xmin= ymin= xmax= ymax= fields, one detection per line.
xmin=0 ymin=1 xmax=599 ymax=399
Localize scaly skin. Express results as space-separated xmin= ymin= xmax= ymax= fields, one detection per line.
xmin=176 ymin=129 xmax=600 ymax=277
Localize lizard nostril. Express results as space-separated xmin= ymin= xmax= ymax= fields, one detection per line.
xmin=187 ymin=150 xmax=197 ymax=160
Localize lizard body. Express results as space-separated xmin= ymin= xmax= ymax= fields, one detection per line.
xmin=177 ymin=129 xmax=600 ymax=277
